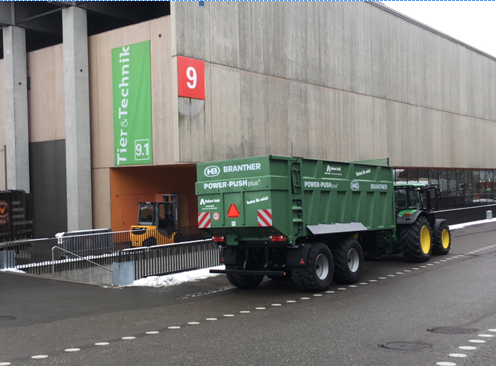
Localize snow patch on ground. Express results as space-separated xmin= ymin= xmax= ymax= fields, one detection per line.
xmin=126 ymin=265 xmax=225 ymax=288
xmin=449 ymin=218 xmax=496 ymax=230
xmin=0 ymin=268 xmax=25 ymax=273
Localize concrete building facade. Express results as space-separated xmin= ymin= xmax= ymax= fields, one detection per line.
xmin=1 ymin=2 xmax=496 ymax=237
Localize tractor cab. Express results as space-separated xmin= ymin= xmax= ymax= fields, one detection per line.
xmin=394 ymin=183 xmax=436 ymax=228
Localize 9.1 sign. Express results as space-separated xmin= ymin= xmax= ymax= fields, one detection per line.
xmin=177 ymin=56 xmax=205 ymax=100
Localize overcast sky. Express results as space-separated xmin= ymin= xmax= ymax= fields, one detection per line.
xmin=381 ymin=1 xmax=496 ymax=58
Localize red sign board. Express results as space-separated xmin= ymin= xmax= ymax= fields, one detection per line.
xmin=227 ymin=204 xmax=240 ymax=218
xmin=177 ymin=56 xmax=205 ymax=100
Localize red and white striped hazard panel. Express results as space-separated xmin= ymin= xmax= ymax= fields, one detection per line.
xmin=198 ymin=212 xmax=211 ymax=228
xmin=257 ymin=209 xmax=272 ymax=227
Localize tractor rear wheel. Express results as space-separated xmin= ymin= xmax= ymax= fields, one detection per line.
xmin=432 ymin=220 xmax=451 ymax=255
xmin=292 ymin=243 xmax=333 ymax=292
xmin=331 ymin=238 xmax=363 ymax=284
xmin=400 ymin=216 xmax=432 ymax=262
xmin=226 ymin=265 xmax=264 ymax=289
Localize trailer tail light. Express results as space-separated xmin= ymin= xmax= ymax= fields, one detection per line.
xmin=213 ymin=236 xmax=226 ymax=243
xmin=270 ymin=235 xmax=286 ymax=242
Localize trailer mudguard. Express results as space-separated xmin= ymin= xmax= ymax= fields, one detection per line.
xmin=286 ymin=244 xmax=314 ymax=267
xmin=219 ymin=246 xmax=238 ymax=265
xmin=307 ymin=222 xmax=367 ymax=235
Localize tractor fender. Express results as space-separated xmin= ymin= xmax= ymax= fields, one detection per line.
xmin=286 ymin=243 xmax=315 ymax=266
xmin=396 ymin=210 xmax=423 ymax=226
xmin=433 ymin=219 xmax=447 ymax=237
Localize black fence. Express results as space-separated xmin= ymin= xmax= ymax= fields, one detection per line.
xmin=118 ymin=239 xmax=219 ymax=280
xmin=0 ymin=228 xmax=218 ymax=285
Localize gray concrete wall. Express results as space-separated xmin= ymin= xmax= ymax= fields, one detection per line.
xmin=172 ymin=2 xmax=496 ymax=169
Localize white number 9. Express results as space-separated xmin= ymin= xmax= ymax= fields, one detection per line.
xmin=186 ymin=67 xmax=197 ymax=89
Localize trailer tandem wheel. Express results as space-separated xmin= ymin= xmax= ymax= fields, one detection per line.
xmin=292 ymin=243 xmax=334 ymax=292
xmin=226 ymin=265 xmax=264 ymax=289
xmin=331 ymin=238 xmax=364 ymax=284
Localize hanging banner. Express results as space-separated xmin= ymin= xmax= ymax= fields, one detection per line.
xmin=112 ymin=40 xmax=153 ymax=166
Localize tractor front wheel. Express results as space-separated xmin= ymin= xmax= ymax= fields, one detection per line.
xmin=400 ymin=216 xmax=432 ymax=262
xmin=432 ymin=219 xmax=451 ymax=255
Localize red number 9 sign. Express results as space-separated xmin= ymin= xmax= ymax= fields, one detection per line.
xmin=177 ymin=56 xmax=205 ymax=100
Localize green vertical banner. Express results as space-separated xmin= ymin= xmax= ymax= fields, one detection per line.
xmin=112 ymin=40 xmax=153 ymax=166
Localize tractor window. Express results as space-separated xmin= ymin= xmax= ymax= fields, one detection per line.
xmin=395 ymin=190 xmax=407 ymax=210
xmin=408 ymin=190 xmax=422 ymax=209
xmin=395 ymin=188 xmax=422 ymax=210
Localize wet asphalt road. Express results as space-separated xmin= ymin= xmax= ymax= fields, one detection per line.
xmin=1 ymin=222 xmax=496 ymax=366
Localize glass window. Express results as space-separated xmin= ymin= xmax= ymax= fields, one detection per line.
xmin=447 ymin=170 xmax=457 ymax=197
xmin=439 ymin=170 xmax=448 ymax=197
xmin=394 ymin=169 xmax=408 ymax=183
xmin=139 ymin=203 xmax=154 ymax=223
xmin=408 ymin=168 xmax=418 ymax=184
xmin=456 ymin=170 xmax=467 ymax=207
xmin=489 ymin=170 xmax=494 ymax=203
xmin=473 ymin=170 xmax=481 ymax=205
xmin=419 ymin=169 xmax=429 ymax=186
xmin=429 ymin=169 xmax=439 ymax=188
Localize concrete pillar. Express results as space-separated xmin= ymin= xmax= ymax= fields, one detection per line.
xmin=62 ymin=7 xmax=92 ymax=231
xmin=3 ymin=26 xmax=30 ymax=192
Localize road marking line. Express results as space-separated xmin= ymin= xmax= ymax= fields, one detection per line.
xmin=31 ymin=355 xmax=49 ymax=359
xmin=64 ymin=348 xmax=80 ymax=352
xmin=449 ymin=353 xmax=467 ymax=358
xmin=459 ymin=346 xmax=476 ymax=350
xmin=95 ymin=342 xmax=110 ymax=346
xmin=122 ymin=336 xmax=135 ymax=340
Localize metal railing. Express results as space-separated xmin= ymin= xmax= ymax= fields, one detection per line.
xmin=118 ymin=238 xmax=219 ymax=279
xmin=51 ymin=246 xmax=113 ymax=276
xmin=1 ymin=227 xmax=218 ymax=285
xmin=1 ymin=238 xmax=59 ymax=276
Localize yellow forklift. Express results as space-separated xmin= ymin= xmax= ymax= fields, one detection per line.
xmin=130 ymin=194 xmax=178 ymax=247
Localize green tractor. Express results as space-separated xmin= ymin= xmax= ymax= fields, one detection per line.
xmin=394 ymin=183 xmax=451 ymax=262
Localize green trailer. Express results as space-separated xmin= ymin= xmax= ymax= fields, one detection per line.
xmin=196 ymin=155 xmax=451 ymax=292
